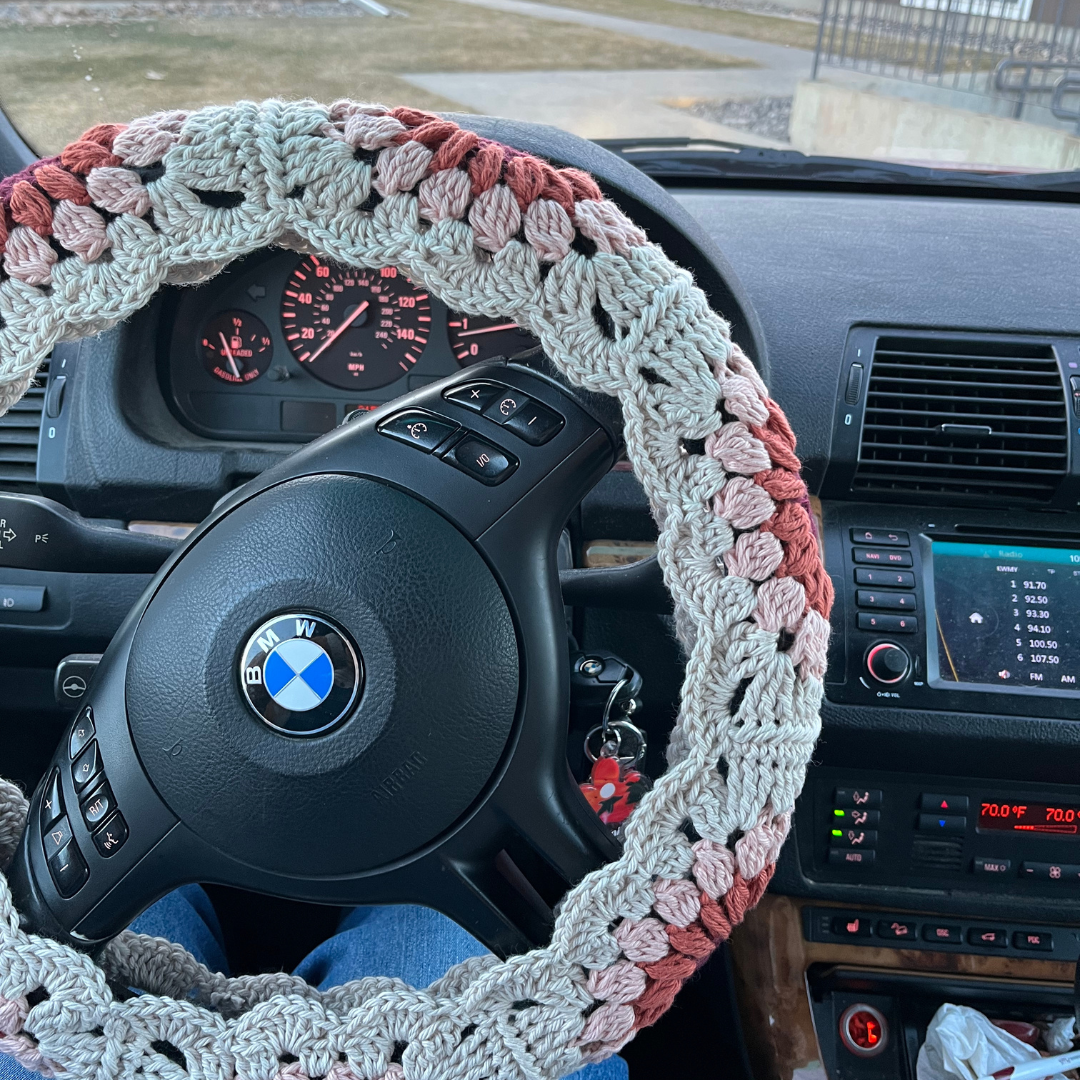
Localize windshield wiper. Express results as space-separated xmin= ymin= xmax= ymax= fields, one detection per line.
xmin=595 ymin=138 xmax=1080 ymax=197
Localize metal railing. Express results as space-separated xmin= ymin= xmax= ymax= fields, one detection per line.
xmin=812 ymin=0 xmax=1080 ymax=118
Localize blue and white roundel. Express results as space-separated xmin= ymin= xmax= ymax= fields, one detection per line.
xmin=264 ymin=638 xmax=335 ymax=712
xmin=240 ymin=612 xmax=362 ymax=736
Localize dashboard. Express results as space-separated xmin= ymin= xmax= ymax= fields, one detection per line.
xmin=163 ymin=248 xmax=541 ymax=441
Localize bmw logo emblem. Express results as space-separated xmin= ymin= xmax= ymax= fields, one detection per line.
xmin=240 ymin=613 xmax=362 ymax=736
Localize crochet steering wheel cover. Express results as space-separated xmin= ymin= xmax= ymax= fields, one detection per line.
xmin=0 ymin=102 xmax=832 ymax=1080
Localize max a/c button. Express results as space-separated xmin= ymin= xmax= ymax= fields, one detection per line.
xmin=444 ymin=435 xmax=518 ymax=485
xmin=973 ymin=856 xmax=1011 ymax=876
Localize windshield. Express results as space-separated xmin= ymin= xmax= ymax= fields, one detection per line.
xmin=1 ymin=0 xmax=1078 ymax=177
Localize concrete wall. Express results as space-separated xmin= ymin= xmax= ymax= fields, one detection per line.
xmin=790 ymin=77 xmax=1080 ymax=169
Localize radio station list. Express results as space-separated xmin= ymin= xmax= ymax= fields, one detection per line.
xmin=931 ymin=542 xmax=1080 ymax=692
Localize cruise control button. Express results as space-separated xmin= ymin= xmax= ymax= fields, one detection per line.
xmin=444 ymin=435 xmax=518 ymax=485
xmin=48 ymin=841 xmax=89 ymax=898
xmin=69 ymin=706 xmax=95 ymax=759
xmin=830 ymin=828 xmax=878 ymax=848
xmin=1013 ymin=930 xmax=1052 ymax=951
xmin=967 ymin=928 xmax=1007 ymax=948
xmin=855 ymin=569 xmax=915 ymax=587
xmin=853 ymin=548 xmax=913 ymax=567
xmin=377 ymin=410 xmax=459 ymax=452
xmin=857 ymin=613 xmax=918 ymax=633
xmin=832 ymin=915 xmax=873 ymax=937
xmin=832 ymin=808 xmax=880 ymax=827
xmin=93 ymin=812 xmax=128 ymax=858
xmin=443 ymin=381 xmax=504 ymax=413
xmin=876 ymin=919 xmax=917 ymax=940
xmin=918 ymin=813 xmax=966 ymax=835
xmin=43 ymin=815 xmax=72 ymax=860
xmin=71 ymin=741 xmax=101 ymax=792
xmin=834 ymin=788 xmax=883 ymax=808
xmin=922 ymin=923 xmax=961 ymax=943
xmin=80 ymin=783 xmax=114 ymax=828
xmin=922 ymin=794 xmax=969 ymax=813
xmin=973 ymin=856 xmax=1011 ymax=876
xmin=857 ymin=590 xmax=917 ymax=611
xmin=852 ymin=529 xmax=909 ymax=546
xmin=829 ymin=848 xmax=875 ymax=866
xmin=1020 ymin=861 xmax=1080 ymax=882
xmin=483 ymin=391 xmax=526 ymax=423
xmin=40 ymin=770 xmax=63 ymax=829
xmin=503 ymin=399 xmax=565 ymax=445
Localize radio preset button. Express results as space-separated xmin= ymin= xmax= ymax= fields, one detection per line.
xmin=854 ymin=548 xmax=913 ymax=567
xmin=856 ymin=569 xmax=915 ymax=587
xmin=857 ymin=590 xmax=917 ymax=611
xmin=857 ymin=613 xmax=918 ymax=634
xmin=852 ymin=529 xmax=909 ymax=547
xmin=918 ymin=813 xmax=967 ymax=835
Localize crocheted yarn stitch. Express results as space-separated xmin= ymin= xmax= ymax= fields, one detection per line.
xmin=0 ymin=101 xmax=831 ymax=1080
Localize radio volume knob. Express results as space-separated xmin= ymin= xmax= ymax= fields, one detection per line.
xmin=866 ymin=642 xmax=910 ymax=684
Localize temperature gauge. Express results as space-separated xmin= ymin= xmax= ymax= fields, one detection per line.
xmin=447 ymin=312 xmax=539 ymax=365
xmin=200 ymin=311 xmax=273 ymax=383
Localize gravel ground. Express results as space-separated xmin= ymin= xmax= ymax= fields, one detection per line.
xmin=686 ymin=94 xmax=793 ymax=141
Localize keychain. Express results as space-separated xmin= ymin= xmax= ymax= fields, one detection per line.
xmin=579 ymin=677 xmax=651 ymax=831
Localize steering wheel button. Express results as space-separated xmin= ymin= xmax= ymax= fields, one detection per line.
xmin=69 ymin=706 xmax=95 ymax=759
xmin=72 ymin=741 xmax=102 ymax=792
xmin=377 ymin=409 xmax=459 ymax=453
xmin=442 ymin=381 xmax=504 ymax=413
xmin=92 ymin=812 xmax=128 ymax=859
xmin=482 ymin=392 xmax=526 ymax=424
xmin=43 ymin=815 xmax=72 ymax=860
xmin=503 ymin=399 xmax=565 ymax=445
xmin=445 ymin=435 xmax=518 ymax=485
xmin=81 ymin=784 xmax=114 ymax=828
xmin=47 ymin=842 xmax=89 ymax=899
xmin=40 ymin=770 xmax=63 ymax=829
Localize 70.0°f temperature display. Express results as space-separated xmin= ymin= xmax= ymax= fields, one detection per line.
xmin=979 ymin=800 xmax=1080 ymax=835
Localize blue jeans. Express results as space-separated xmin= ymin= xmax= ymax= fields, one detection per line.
xmin=0 ymin=887 xmax=627 ymax=1080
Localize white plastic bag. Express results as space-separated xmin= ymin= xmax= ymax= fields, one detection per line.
xmin=917 ymin=1004 xmax=1067 ymax=1080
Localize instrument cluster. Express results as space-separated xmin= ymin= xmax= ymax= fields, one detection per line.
xmin=164 ymin=249 xmax=540 ymax=441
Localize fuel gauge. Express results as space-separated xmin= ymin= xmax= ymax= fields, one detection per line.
xmin=200 ymin=310 xmax=273 ymax=383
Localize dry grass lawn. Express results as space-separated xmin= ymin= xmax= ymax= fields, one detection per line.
xmin=0 ymin=0 xmax=752 ymax=153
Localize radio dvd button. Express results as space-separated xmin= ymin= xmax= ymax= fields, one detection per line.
xmin=853 ymin=548 xmax=913 ymax=567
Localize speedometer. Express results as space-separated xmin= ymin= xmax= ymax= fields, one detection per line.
xmin=280 ymin=257 xmax=431 ymax=390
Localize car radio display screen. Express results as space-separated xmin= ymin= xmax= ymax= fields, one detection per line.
xmin=979 ymin=800 xmax=1080 ymax=835
xmin=931 ymin=542 xmax=1080 ymax=695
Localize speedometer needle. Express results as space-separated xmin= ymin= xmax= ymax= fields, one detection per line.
xmin=456 ymin=321 xmax=520 ymax=337
xmin=306 ymin=301 xmax=370 ymax=363
xmin=218 ymin=332 xmax=242 ymax=379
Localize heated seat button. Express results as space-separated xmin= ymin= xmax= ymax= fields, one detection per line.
xmin=93 ymin=812 xmax=128 ymax=858
xmin=876 ymin=919 xmax=917 ymax=941
xmin=830 ymin=828 xmax=877 ymax=848
xmin=834 ymin=788 xmax=883 ymax=808
xmin=918 ymin=813 xmax=967 ymax=835
xmin=967 ymin=928 xmax=1007 ymax=948
xmin=829 ymin=848 xmax=875 ymax=866
xmin=444 ymin=435 xmax=518 ymax=485
xmin=71 ymin=741 xmax=101 ymax=792
xmin=43 ymin=815 xmax=73 ymax=860
xmin=69 ymin=706 xmax=95 ymax=759
xmin=40 ymin=770 xmax=63 ymax=829
xmin=853 ymin=548 xmax=913 ymax=567
xmin=1013 ymin=930 xmax=1052 ymax=951
xmin=80 ymin=783 xmax=114 ymax=828
xmin=443 ymin=381 xmax=504 ymax=413
xmin=852 ymin=529 xmax=909 ymax=547
xmin=922 ymin=794 xmax=969 ymax=813
xmin=377 ymin=410 xmax=459 ymax=453
xmin=831 ymin=915 xmax=873 ymax=937
xmin=503 ymin=399 xmax=565 ymax=445
xmin=973 ymin=856 xmax=1011 ymax=876
xmin=48 ymin=842 xmax=89 ymax=899
xmin=922 ymin=924 xmax=961 ymax=944
xmin=832 ymin=808 xmax=880 ymax=827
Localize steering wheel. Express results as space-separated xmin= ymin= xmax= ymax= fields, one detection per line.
xmin=0 ymin=102 xmax=832 ymax=1080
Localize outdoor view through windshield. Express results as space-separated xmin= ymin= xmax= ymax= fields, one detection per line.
xmin=0 ymin=0 xmax=1078 ymax=175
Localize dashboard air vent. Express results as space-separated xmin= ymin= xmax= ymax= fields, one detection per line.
xmin=853 ymin=336 xmax=1068 ymax=503
xmin=0 ymin=356 xmax=49 ymax=493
